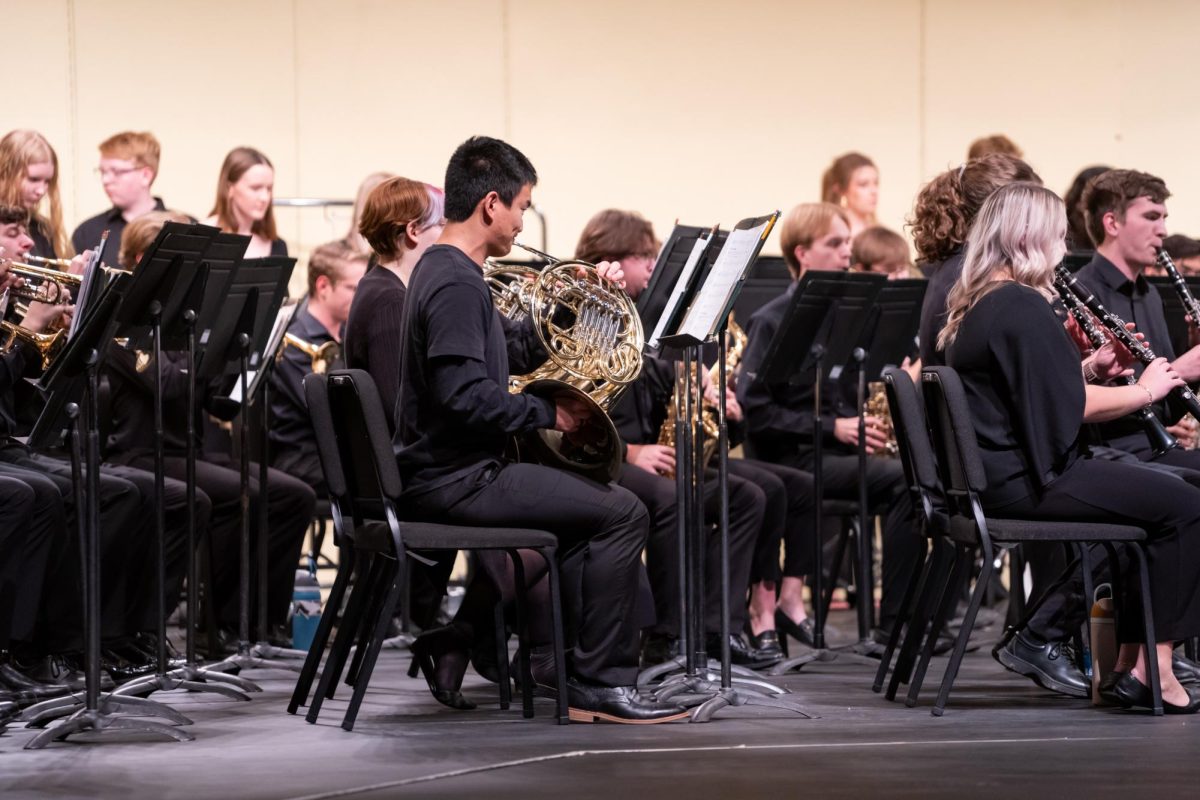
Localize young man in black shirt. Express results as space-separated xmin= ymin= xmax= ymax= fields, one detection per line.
xmin=71 ymin=131 xmax=170 ymax=259
xmin=270 ymin=240 xmax=367 ymax=493
xmin=394 ymin=136 xmax=683 ymax=723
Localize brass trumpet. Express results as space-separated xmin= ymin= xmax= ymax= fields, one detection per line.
xmin=0 ymin=259 xmax=81 ymax=305
xmin=23 ymin=255 xmax=74 ymax=269
xmin=0 ymin=321 xmax=64 ymax=370
xmin=280 ymin=333 xmax=341 ymax=375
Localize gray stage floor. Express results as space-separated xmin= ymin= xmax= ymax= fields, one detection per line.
xmin=2 ymin=614 xmax=1198 ymax=799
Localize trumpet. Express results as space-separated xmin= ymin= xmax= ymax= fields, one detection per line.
xmin=0 ymin=259 xmax=82 ymax=305
xmin=23 ymin=255 xmax=74 ymax=269
xmin=280 ymin=333 xmax=341 ymax=375
xmin=0 ymin=321 xmax=65 ymax=370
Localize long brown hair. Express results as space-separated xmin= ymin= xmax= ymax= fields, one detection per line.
xmin=0 ymin=130 xmax=71 ymax=257
xmin=821 ymin=152 xmax=875 ymax=205
xmin=208 ymin=146 xmax=278 ymax=240
xmin=909 ymin=154 xmax=1041 ymax=265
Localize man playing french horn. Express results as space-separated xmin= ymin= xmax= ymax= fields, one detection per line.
xmin=392 ymin=136 xmax=687 ymax=724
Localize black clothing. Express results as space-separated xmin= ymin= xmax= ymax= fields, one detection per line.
xmin=0 ymin=472 xmax=62 ymax=650
xmin=395 ymin=243 xmax=649 ymax=687
xmin=104 ymin=345 xmax=201 ymax=456
xmin=917 ymin=251 xmax=965 ymax=367
xmin=739 ymin=283 xmax=923 ymax=632
xmin=394 ymin=244 xmax=554 ymax=495
xmin=727 ymin=458 xmax=817 ymax=582
xmin=609 ymin=356 xmax=674 ymax=446
xmin=28 ymin=217 xmax=57 ymax=259
xmin=269 ymin=299 xmax=337 ymax=492
xmin=947 ymin=280 xmax=1200 ymax=643
xmin=0 ymin=345 xmax=38 ymax=438
xmin=269 ymin=239 xmax=288 ymax=258
xmin=344 ymin=265 xmax=406 ymax=431
xmin=70 ymin=197 xmax=168 ymax=261
xmin=1075 ymin=254 xmax=1189 ymax=448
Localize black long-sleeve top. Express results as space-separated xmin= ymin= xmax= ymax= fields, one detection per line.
xmin=918 ymin=251 xmax=965 ymax=366
xmin=946 ymin=281 xmax=1087 ymax=507
xmin=344 ymin=265 xmax=406 ymax=431
xmin=394 ymin=245 xmax=555 ymax=494
xmin=737 ymin=284 xmax=856 ymax=462
xmin=1073 ymin=254 xmax=1189 ymax=445
xmin=0 ymin=344 xmax=38 ymax=438
xmin=609 ymin=355 xmax=675 ymax=446
xmin=268 ymin=299 xmax=338 ymax=458
xmin=71 ymin=197 xmax=169 ymax=260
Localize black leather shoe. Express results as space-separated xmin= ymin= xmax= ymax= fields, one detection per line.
xmin=1097 ymin=670 xmax=1128 ymax=706
xmin=1108 ymin=671 xmax=1200 ymax=714
xmin=993 ymin=632 xmax=1089 ymax=698
xmin=707 ymin=633 xmax=781 ymax=670
xmin=746 ymin=630 xmax=784 ymax=662
xmin=1172 ymin=650 xmax=1200 ymax=686
xmin=15 ymin=654 xmax=110 ymax=692
xmin=98 ymin=648 xmax=158 ymax=684
xmin=409 ymin=627 xmax=476 ymax=710
xmin=774 ymin=609 xmax=815 ymax=651
xmin=0 ymin=698 xmax=19 ymax=724
xmin=0 ymin=661 xmax=68 ymax=694
xmin=566 ymin=678 xmax=689 ymax=724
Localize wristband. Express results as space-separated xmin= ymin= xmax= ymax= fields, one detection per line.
xmin=1082 ymin=358 xmax=1099 ymax=384
xmin=1134 ymin=382 xmax=1155 ymax=406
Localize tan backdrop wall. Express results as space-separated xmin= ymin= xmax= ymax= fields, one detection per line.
xmin=9 ymin=0 xmax=1200 ymax=294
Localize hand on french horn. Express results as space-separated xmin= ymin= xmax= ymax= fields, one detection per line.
xmin=588 ymin=260 xmax=626 ymax=290
xmin=554 ymin=394 xmax=594 ymax=434
xmin=1137 ymin=357 xmax=1185 ymax=403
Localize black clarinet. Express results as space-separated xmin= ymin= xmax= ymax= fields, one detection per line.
xmin=1054 ymin=270 xmax=1178 ymax=457
xmin=1157 ymin=248 xmax=1200 ymax=325
xmin=1055 ymin=263 xmax=1200 ymax=420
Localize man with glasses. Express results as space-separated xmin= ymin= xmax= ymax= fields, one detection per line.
xmin=71 ymin=131 xmax=174 ymax=258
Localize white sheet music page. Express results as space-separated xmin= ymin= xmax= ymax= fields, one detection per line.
xmin=647 ymin=233 xmax=711 ymax=350
xmin=677 ymin=219 xmax=771 ymax=342
xmin=230 ymin=301 xmax=296 ymax=404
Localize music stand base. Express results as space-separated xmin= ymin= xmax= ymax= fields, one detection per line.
xmin=251 ymin=641 xmax=309 ymax=660
xmin=769 ymin=640 xmax=882 ymax=675
xmin=24 ymin=707 xmax=194 ymax=750
xmin=22 ymin=692 xmax=193 ymax=729
xmin=209 ymin=650 xmax=304 ymax=675
xmin=691 ymin=686 xmax=818 ymax=722
xmin=637 ymin=656 xmax=765 ymax=689
xmin=111 ymin=670 xmax=252 ymax=702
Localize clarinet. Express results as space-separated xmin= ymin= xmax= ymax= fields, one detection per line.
xmin=1055 ymin=263 xmax=1200 ymax=420
xmin=1157 ymin=248 xmax=1200 ymax=325
xmin=1054 ymin=270 xmax=1178 ymax=457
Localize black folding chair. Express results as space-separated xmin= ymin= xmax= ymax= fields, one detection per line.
xmin=917 ymin=366 xmax=1161 ymax=716
xmin=295 ymin=369 xmax=569 ymax=729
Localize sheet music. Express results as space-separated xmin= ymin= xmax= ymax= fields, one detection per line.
xmin=677 ymin=220 xmax=771 ymax=342
xmin=647 ymin=234 xmax=711 ymax=349
xmin=229 ymin=302 xmax=296 ymax=404
xmin=66 ymin=236 xmax=108 ymax=341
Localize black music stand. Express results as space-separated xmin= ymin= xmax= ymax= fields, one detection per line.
xmin=754 ymin=271 xmax=887 ymax=676
xmin=202 ymin=257 xmax=302 ymax=676
xmin=842 ymin=279 xmax=926 ymax=651
xmin=23 ymin=274 xmax=194 ymax=748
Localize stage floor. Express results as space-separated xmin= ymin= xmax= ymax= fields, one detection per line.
xmin=2 ymin=614 xmax=1198 ymax=799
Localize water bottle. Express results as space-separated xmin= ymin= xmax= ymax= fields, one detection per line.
xmin=291 ymin=570 xmax=322 ymax=652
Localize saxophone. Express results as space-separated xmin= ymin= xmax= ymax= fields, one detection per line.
xmin=864 ymin=381 xmax=898 ymax=458
xmin=656 ymin=315 xmax=748 ymax=477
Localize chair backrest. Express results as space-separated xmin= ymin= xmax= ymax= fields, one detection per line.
xmin=303 ymin=372 xmax=351 ymax=545
xmin=325 ymin=369 xmax=404 ymax=521
xmin=881 ymin=366 xmax=938 ymax=524
xmin=921 ymin=366 xmax=990 ymax=545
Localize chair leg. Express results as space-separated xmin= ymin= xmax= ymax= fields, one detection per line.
xmin=342 ymin=562 xmax=406 ymax=731
xmin=932 ymin=552 xmax=993 ymax=716
xmin=1005 ymin=546 xmax=1027 ymax=629
xmin=888 ymin=539 xmax=952 ymax=700
xmin=1076 ymin=543 xmax=1095 ymax=679
xmin=289 ymin=546 xmax=354 ymax=714
xmin=907 ymin=545 xmax=970 ymax=708
xmin=308 ymin=553 xmax=378 ymax=721
xmin=822 ymin=517 xmax=852 ymax=621
xmin=1131 ymin=545 xmax=1163 ymax=716
xmin=543 ymin=549 xmax=569 ymax=725
xmin=347 ymin=556 xmax=391 ymax=688
xmin=511 ymin=553 xmax=534 ymax=719
xmin=494 ymin=600 xmax=511 ymax=710
xmin=875 ymin=537 xmax=931 ymax=693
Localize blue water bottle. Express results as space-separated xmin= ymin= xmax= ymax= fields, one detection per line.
xmin=291 ymin=570 xmax=322 ymax=652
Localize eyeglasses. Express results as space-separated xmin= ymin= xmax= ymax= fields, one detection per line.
xmin=94 ymin=165 xmax=142 ymax=179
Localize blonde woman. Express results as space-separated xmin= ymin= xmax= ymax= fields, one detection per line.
xmin=940 ymin=181 xmax=1200 ymax=713
xmin=0 ymin=130 xmax=70 ymax=258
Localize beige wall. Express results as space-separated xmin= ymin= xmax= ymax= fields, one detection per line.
xmin=10 ymin=0 xmax=1200 ymax=294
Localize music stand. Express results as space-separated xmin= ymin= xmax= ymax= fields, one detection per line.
xmin=203 ymin=257 xmax=303 ymax=677
xmin=23 ymin=273 xmax=194 ymax=748
xmin=750 ymin=271 xmax=886 ymax=676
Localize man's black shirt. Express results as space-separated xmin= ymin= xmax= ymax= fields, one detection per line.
xmin=1075 ymin=253 xmax=1188 ymax=442
xmin=71 ymin=197 xmax=168 ymax=262
xmin=393 ymin=244 xmax=555 ymax=494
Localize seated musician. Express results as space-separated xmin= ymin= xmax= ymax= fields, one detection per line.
xmin=0 ymin=130 xmax=70 ymax=258
xmin=107 ymin=211 xmax=315 ymax=651
xmin=850 ymin=225 xmax=913 ymax=280
xmin=394 ymin=135 xmax=684 ymax=723
xmin=205 ymin=147 xmax=287 ymax=259
xmin=820 ymin=152 xmax=878 ymax=239
xmin=72 ymin=131 xmax=173 ymax=259
xmin=737 ymin=202 xmax=924 ymax=651
xmin=575 ymin=209 xmax=781 ymax=668
xmin=269 ymin=240 xmax=367 ymax=494
xmin=942 ymin=181 xmax=1200 ymax=712
xmin=0 ymin=205 xmax=184 ymax=685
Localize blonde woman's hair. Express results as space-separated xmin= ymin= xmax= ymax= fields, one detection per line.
xmin=937 ymin=182 xmax=1067 ymax=351
xmin=0 ymin=130 xmax=71 ymax=257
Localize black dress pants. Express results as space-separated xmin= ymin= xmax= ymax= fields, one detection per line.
xmin=727 ymin=458 xmax=817 ymax=583
xmin=0 ymin=472 xmax=64 ymax=650
xmin=124 ymin=454 xmax=314 ymax=631
xmin=618 ymin=462 xmax=763 ymax=637
xmin=407 ymin=462 xmax=649 ymax=687
xmin=996 ymin=459 xmax=1200 ymax=643
xmin=271 ymin=445 xmax=327 ymax=498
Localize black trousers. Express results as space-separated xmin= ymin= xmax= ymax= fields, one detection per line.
xmin=407 ymin=462 xmax=649 ymax=687
xmin=125 ymin=454 xmax=314 ymax=631
xmin=617 ymin=462 xmax=762 ymax=637
xmin=997 ymin=459 xmax=1200 ymax=643
xmin=0 ymin=471 xmax=65 ymax=651
xmin=271 ymin=445 xmax=327 ymax=498
xmin=727 ymin=458 xmax=817 ymax=583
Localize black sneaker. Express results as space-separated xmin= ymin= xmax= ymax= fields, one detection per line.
xmin=993 ymin=632 xmax=1089 ymax=698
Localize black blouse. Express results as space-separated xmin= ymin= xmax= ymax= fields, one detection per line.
xmin=343 ymin=265 xmax=407 ymax=432
xmin=945 ymin=281 xmax=1087 ymax=507
xmin=918 ymin=250 xmax=965 ymax=366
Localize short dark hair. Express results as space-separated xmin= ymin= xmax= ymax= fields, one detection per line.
xmin=0 ymin=204 xmax=28 ymax=226
xmin=443 ymin=136 xmax=537 ymax=222
xmin=1163 ymin=234 xmax=1200 ymax=262
xmin=1083 ymin=169 xmax=1170 ymax=248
